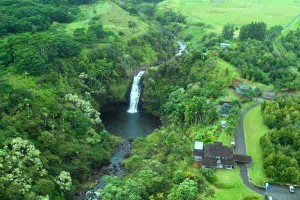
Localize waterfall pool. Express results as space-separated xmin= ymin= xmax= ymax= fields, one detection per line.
xmin=83 ymin=70 xmax=161 ymax=200
xmin=83 ymin=105 xmax=161 ymax=200
xmin=102 ymin=104 xmax=161 ymax=139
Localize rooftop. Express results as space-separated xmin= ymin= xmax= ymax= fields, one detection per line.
xmin=194 ymin=141 xmax=204 ymax=150
xmin=233 ymin=154 xmax=252 ymax=164
xmin=204 ymin=142 xmax=233 ymax=158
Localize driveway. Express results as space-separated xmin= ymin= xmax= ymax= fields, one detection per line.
xmin=236 ymin=104 xmax=299 ymax=200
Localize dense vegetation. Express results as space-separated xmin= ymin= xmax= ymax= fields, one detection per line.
xmin=220 ymin=24 xmax=300 ymax=90
xmin=100 ymin=127 xmax=215 ymax=200
xmin=0 ymin=0 xmax=299 ymax=199
xmin=0 ymin=0 xmax=177 ymax=199
xmin=282 ymin=29 xmax=300 ymax=58
xmin=0 ymin=21 xmax=116 ymax=200
xmin=98 ymin=51 xmax=246 ymax=199
xmin=261 ymin=96 xmax=300 ymax=184
xmin=239 ymin=22 xmax=267 ymax=41
xmin=0 ymin=0 xmax=83 ymax=35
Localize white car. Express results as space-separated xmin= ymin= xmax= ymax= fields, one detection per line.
xmin=289 ymin=185 xmax=295 ymax=193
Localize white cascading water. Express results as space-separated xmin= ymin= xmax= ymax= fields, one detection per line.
xmin=176 ymin=41 xmax=188 ymax=56
xmin=127 ymin=71 xmax=145 ymax=113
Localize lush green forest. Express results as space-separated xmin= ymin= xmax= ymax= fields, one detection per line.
xmin=261 ymin=96 xmax=300 ymax=184
xmin=0 ymin=0 xmax=81 ymax=35
xmin=0 ymin=0 xmax=176 ymax=199
xmin=282 ymin=29 xmax=300 ymax=58
xmin=0 ymin=0 xmax=299 ymax=199
xmin=220 ymin=24 xmax=300 ymax=90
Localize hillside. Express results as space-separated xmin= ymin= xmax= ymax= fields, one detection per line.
xmin=0 ymin=0 xmax=299 ymax=199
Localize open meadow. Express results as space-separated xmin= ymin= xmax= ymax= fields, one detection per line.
xmin=159 ymin=0 xmax=300 ymax=29
xmin=54 ymin=1 xmax=148 ymax=39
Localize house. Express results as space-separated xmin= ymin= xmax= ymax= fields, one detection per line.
xmin=220 ymin=103 xmax=231 ymax=117
xmin=220 ymin=43 xmax=231 ymax=48
xmin=234 ymin=84 xmax=255 ymax=95
xmin=262 ymin=91 xmax=276 ymax=100
xmin=202 ymin=142 xmax=234 ymax=169
xmin=193 ymin=141 xmax=252 ymax=169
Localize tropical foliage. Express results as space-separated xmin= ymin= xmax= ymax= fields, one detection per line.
xmin=260 ymin=96 xmax=300 ymax=184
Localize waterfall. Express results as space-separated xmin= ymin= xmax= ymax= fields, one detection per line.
xmin=176 ymin=41 xmax=188 ymax=56
xmin=127 ymin=71 xmax=145 ymax=113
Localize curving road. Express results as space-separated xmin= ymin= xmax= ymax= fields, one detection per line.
xmin=235 ymin=103 xmax=299 ymax=200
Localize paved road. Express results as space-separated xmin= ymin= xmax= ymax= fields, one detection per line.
xmin=236 ymin=104 xmax=299 ymax=200
xmin=235 ymin=103 xmax=260 ymax=156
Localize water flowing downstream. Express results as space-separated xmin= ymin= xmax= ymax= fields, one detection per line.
xmin=82 ymin=44 xmax=185 ymax=200
xmin=83 ymin=71 xmax=160 ymax=200
xmin=176 ymin=41 xmax=188 ymax=56
xmin=127 ymin=71 xmax=145 ymax=113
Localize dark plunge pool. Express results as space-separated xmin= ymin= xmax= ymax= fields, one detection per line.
xmin=102 ymin=104 xmax=161 ymax=139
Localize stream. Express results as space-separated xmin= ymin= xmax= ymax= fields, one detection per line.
xmin=83 ymin=41 xmax=187 ymax=199
xmin=176 ymin=41 xmax=188 ymax=56
xmin=84 ymin=71 xmax=160 ymax=200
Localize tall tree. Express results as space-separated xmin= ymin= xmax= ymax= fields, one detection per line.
xmin=222 ymin=24 xmax=235 ymax=40
xmin=239 ymin=22 xmax=267 ymax=41
xmin=167 ymin=178 xmax=198 ymax=200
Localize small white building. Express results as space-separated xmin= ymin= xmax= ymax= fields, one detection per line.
xmin=221 ymin=120 xmax=227 ymax=128
xmin=220 ymin=43 xmax=231 ymax=48
xmin=193 ymin=141 xmax=204 ymax=161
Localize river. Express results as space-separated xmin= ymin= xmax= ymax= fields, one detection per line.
xmin=83 ymin=40 xmax=187 ymax=199
xmin=84 ymin=71 xmax=160 ymax=200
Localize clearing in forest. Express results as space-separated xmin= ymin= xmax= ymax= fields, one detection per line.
xmin=63 ymin=1 xmax=148 ymax=38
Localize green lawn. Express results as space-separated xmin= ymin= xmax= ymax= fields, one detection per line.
xmin=176 ymin=23 xmax=218 ymax=49
xmin=158 ymin=0 xmax=300 ymax=29
xmin=212 ymin=167 xmax=263 ymax=200
xmin=244 ymin=105 xmax=271 ymax=186
xmin=217 ymin=131 xmax=231 ymax=147
xmin=217 ymin=59 xmax=240 ymax=83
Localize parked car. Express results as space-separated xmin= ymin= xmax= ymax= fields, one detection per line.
xmin=289 ymin=185 xmax=295 ymax=193
xmin=265 ymin=195 xmax=273 ymax=200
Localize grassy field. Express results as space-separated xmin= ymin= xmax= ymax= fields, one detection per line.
xmin=244 ymin=105 xmax=271 ymax=186
xmin=214 ymin=59 xmax=240 ymax=86
xmin=212 ymin=167 xmax=263 ymax=200
xmin=65 ymin=1 xmax=148 ymax=38
xmin=159 ymin=0 xmax=300 ymax=29
xmin=176 ymin=23 xmax=219 ymax=48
